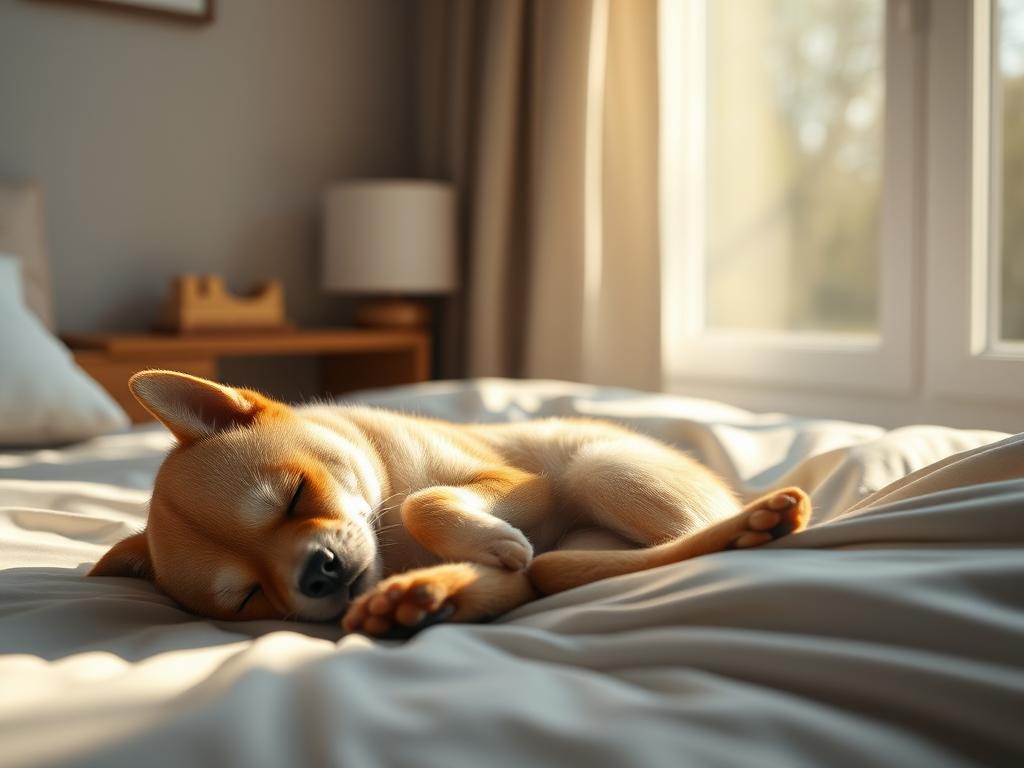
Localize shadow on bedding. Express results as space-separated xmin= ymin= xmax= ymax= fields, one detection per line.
xmin=0 ymin=566 xmax=342 ymax=661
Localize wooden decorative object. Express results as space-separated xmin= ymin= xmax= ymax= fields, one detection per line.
xmin=158 ymin=274 xmax=289 ymax=333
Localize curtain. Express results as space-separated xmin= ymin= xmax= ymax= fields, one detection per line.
xmin=416 ymin=0 xmax=662 ymax=390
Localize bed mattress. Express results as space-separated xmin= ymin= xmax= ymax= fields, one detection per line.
xmin=1 ymin=379 xmax=1021 ymax=767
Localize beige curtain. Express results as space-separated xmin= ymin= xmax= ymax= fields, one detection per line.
xmin=416 ymin=0 xmax=662 ymax=390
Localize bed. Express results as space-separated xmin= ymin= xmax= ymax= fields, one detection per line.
xmin=1 ymin=377 xmax=1023 ymax=768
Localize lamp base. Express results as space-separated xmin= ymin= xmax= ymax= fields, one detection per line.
xmin=354 ymin=298 xmax=431 ymax=329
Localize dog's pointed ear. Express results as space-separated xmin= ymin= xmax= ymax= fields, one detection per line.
xmin=129 ymin=370 xmax=268 ymax=445
xmin=88 ymin=531 xmax=153 ymax=580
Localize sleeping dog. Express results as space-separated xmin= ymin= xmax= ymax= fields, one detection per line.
xmin=90 ymin=371 xmax=810 ymax=637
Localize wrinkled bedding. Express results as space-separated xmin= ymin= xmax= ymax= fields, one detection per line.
xmin=0 ymin=378 xmax=1021 ymax=767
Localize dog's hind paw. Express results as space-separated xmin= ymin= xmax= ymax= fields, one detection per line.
xmin=728 ymin=487 xmax=811 ymax=549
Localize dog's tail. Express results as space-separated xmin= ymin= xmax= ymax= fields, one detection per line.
xmin=527 ymin=487 xmax=811 ymax=595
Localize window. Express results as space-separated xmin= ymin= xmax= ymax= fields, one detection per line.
xmin=662 ymin=0 xmax=1024 ymax=430
xmin=703 ymin=0 xmax=884 ymax=336
xmin=660 ymin=0 xmax=917 ymax=395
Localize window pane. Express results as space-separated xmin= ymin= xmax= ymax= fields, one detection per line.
xmin=704 ymin=0 xmax=884 ymax=333
xmin=998 ymin=0 xmax=1024 ymax=341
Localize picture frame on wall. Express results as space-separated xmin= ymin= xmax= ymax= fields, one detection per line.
xmin=35 ymin=0 xmax=214 ymax=24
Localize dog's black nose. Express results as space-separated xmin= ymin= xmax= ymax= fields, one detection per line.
xmin=298 ymin=548 xmax=351 ymax=599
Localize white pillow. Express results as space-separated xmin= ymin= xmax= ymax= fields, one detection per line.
xmin=0 ymin=255 xmax=129 ymax=446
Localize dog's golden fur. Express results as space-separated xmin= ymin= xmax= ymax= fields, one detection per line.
xmin=90 ymin=371 xmax=810 ymax=637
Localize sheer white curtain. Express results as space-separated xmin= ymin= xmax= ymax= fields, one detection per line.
xmin=416 ymin=0 xmax=662 ymax=390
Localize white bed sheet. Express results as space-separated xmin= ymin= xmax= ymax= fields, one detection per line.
xmin=0 ymin=379 xmax=1021 ymax=767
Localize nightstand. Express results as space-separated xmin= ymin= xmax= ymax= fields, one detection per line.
xmin=64 ymin=329 xmax=430 ymax=424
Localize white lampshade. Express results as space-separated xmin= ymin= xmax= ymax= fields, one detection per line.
xmin=321 ymin=180 xmax=457 ymax=294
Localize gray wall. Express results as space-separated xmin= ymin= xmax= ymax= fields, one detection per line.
xmin=0 ymin=0 xmax=416 ymax=332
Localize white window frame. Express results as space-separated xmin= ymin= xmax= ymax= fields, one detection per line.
xmin=660 ymin=0 xmax=922 ymax=394
xmin=925 ymin=0 xmax=1024 ymax=400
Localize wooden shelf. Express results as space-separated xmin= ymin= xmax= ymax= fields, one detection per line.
xmin=64 ymin=328 xmax=431 ymax=424
xmin=63 ymin=328 xmax=427 ymax=355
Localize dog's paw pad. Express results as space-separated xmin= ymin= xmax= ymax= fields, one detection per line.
xmin=730 ymin=489 xmax=810 ymax=549
xmin=342 ymin=574 xmax=457 ymax=638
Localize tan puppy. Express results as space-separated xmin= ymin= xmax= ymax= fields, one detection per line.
xmin=90 ymin=371 xmax=810 ymax=637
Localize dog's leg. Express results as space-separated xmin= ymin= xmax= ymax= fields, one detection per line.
xmin=529 ymin=487 xmax=811 ymax=595
xmin=558 ymin=437 xmax=742 ymax=545
xmin=342 ymin=561 xmax=535 ymax=638
xmin=400 ymin=467 xmax=552 ymax=571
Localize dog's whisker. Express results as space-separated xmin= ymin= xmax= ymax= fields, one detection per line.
xmin=372 ymin=498 xmax=407 ymax=521
xmin=373 ymin=489 xmax=409 ymax=511
xmin=371 ymin=503 xmax=406 ymax=529
xmin=375 ymin=490 xmax=406 ymax=507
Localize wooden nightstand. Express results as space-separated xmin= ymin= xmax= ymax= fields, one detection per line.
xmin=64 ymin=329 xmax=431 ymax=424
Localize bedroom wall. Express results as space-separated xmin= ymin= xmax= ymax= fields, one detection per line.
xmin=0 ymin=0 xmax=416 ymax=332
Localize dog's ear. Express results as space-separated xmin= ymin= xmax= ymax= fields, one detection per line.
xmin=129 ymin=370 xmax=269 ymax=445
xmin=88 ymin=531 xmax=153 ymax=580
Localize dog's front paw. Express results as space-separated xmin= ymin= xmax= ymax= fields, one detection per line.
xmin=427 ymin=518 xmax=533 ymax=571
xmin=480 ymin=527 xmax=533 ymax=571
xmin=342 ymin=563 xmax=477 ymax=639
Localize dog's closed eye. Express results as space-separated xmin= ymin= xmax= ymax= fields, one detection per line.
xmin=237 ymin=585 xmax=261 ymax=613
xmin=287 ymin=478 xmax=306 ymax=516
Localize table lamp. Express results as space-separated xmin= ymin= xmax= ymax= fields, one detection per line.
xmin=322 ymin=180 xmax=457 ymax=328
